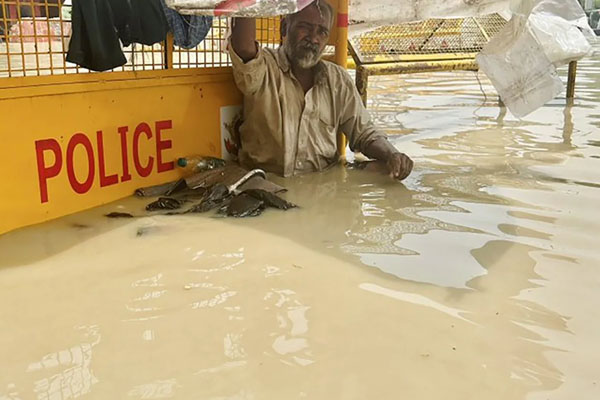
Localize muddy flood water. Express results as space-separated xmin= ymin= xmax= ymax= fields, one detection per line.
xmin=1 ymin=47 xmax=599 ymax=399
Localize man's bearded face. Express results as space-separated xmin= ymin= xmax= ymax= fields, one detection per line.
xmin=284 ymin=31 xmax=323 ymax=69
xmin=283 ymin=5 xmax=331 ymax=70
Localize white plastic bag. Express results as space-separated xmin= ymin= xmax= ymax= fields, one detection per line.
xmin=349 ymin=0 xmax=510 ymax=36
xmin=165 ymin=0 xmax=312 ymax=16
xmin=477 ymin=17 xmax=564 ymax=118
xmin=477 ymin=0 xmax=592 ymax=117
xmin=528 ymin=0 xmax=594 ymax=65
xmin=529 ymin=13 xmax=591 ymax=66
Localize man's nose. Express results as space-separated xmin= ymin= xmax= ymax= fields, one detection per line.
xmin=308 ymin=27 xmax=320 ymax=44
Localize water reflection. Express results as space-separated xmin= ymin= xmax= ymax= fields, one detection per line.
xmin=127 ymin=379 xmax=180 ymax=399
xmin=12 ymin=326 xmax=100 ymax=400
xmin=359 ymin=283 xmax=472 ymax=323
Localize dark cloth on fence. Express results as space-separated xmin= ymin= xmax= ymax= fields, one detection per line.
xmin=67 ymin=0 xmax=168 ymax=71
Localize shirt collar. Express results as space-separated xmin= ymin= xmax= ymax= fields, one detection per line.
xmin=276 ymin=46 xmax=328 ymax=86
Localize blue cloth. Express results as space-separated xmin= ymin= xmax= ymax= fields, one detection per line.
xmin=160 ymin=0 xmax=213 ymax=49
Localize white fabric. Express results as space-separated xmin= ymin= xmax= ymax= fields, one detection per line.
xmin=349 ymin=0 xmax=511 ymax=36
xmin=165 ymin=0 xmax=313 ymax=16
xmin=477 ymin=0 xmax=593 ymax=117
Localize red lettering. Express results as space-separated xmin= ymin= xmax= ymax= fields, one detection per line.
xmin=133 ymin=122 xmax=154 ymax=178
xmin=66 ymin=133 xmax=95 ymax=194
xmin=96 ymin=130 xmax=118 ymax=187
xmin=155 ymin=120 xmax=174 ymax=173
xmin=118 ymin=126 xmax=132 ymax=182
xmin=35 ymin=120 xmax=176 ymax=201
xmin=35 ymin=139 xmax=63 ymax=203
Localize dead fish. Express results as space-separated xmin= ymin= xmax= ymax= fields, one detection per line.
xmin=187 ymin=184 xmax=231 ymax=213
xmin=146 ymin=197 xmax=184 ymax=211
xmin=135 ymin=178 xmax=187 ymax=198
xmin=71 ymin=223 xmax=90 ymax=229
xmin=242 ymin=189 xmax=297 ymax=210
xmin=105 ymin=212 xmax=134 ymax=218
xmin=224 ymin=193 xmax=264 ymax=217
xmin=203 ymin=183 xmax=230 ymax=202
xmin=172 ymin=187 xmax=207 ymax=202
xmin=136 ymin=226 xmax=162 ymax=237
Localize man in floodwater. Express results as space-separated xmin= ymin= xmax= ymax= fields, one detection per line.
xmin=229 ymin=0 xmax=413 ymax=179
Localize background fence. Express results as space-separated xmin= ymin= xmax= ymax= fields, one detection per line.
xmin=350 ymin=13 xmax=507 ymax=64
xmin=0 ymin=0 xmax=282 ymax=77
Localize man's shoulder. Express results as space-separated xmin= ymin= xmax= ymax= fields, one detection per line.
xmin=321 ymin=59 xmax=351 ymax=77
xmin=320 ymin=59 xmax=354 ymax=91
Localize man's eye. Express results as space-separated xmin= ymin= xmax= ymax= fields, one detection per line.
xmin=319 ymin=29 xmax=329 ymax=36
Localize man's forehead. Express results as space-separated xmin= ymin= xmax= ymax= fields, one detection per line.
xmin=294 ymin=4 xmax=332 ymax=27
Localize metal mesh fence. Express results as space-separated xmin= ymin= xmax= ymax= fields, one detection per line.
xmin=0 ymin=1 xmax=281 ymax=77
xmin=1 ymin=0 xmax=72 ymax=77
xmin=172 ymin=17 xmax=229 ymax=69
xmin=171 ymin=17 xmax=281 ymax=69
xmin=350 ymin=13 xmax=508 ymax=64
xmin=0 ymin=0 xmax=168 ymax=77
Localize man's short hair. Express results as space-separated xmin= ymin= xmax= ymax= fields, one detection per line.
xmin=289 ymin=0 xmax=334 ymax=29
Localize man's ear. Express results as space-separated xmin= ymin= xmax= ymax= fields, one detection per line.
xmin=281 ymin=17 xmax=288 ymax=38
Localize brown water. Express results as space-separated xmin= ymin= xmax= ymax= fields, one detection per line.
xmin=1 ymin=48 xmax=599 ymax=399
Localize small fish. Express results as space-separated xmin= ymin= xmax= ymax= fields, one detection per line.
xmin=242 ymin=189 xmax=296 ymax=210
xmin=105 ymin=212 xmax=134 ymax=218
xmin=136 ymin=226 xmax=162 ymax=237
xmin=187 ymin=184 xmax=231 ymax=213
xmin=224 ymin=193 xmax=264 ymax=218
xmin=146 ymin=197 xmax=184 ymax=211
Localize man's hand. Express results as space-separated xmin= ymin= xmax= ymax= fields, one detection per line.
xmin=386 ymin=152 xmax=413 ymax=181
xmin=361 ymin=137 xmax=414 ymax=181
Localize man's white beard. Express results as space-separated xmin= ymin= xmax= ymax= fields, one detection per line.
xmin=284 ymin=42 xmax=322 ymax=70
xmin=295 ymin=51 xmax=320 ymax=69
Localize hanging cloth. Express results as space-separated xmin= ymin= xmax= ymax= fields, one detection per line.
xmin=160 ymin=0 xmax=213 ymax=49
xmin=67 ymin=0 xmax=168 ymax=71
xmin=66 ymin=0 xmax=126 ymax=71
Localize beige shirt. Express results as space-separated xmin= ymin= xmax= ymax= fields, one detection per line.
xmin=230 ymin=44 xmax=385 ymax=177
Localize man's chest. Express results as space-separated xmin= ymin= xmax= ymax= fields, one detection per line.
xmin=274 ymin=76 xmax=337 ymax=133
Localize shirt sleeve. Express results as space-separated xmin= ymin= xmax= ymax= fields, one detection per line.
xmin=338 ymin=72 xmax=386 ymax=153
xmin=228 ymin=41 xmax=268 ymax=96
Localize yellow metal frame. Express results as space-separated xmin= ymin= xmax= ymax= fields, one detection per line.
xmin=355 ymin=58 xmax=479 ymax=105
xmin=566 ymin=61 xmax=578 ymax=105
xmin=349 ymin=15 xmax=505 ymax=106
xmin=334 ymin=0 xmax=348 ymax=155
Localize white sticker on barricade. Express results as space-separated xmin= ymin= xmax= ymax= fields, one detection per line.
xmin=220 ymin=105 xmax=243 ymax=161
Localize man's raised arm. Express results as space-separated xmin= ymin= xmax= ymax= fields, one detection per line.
xmin=230 ymin=18 xmax=258 ymax=62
